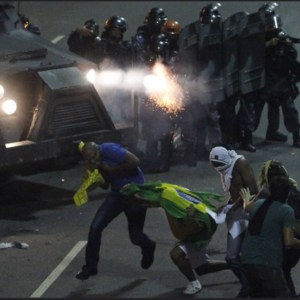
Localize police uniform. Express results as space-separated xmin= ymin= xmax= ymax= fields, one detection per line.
xmin=138 ymin=35 xmax=175 ymax=173
xmin=179 ymin=6 xmax=223 ymax=165
xmin=134 ymin=8 xmax=172 ymax=173
xmin=67 ymin=22 xmax=101 ymax=64
xmin=255 ymin=29 xmax=300 ymax=148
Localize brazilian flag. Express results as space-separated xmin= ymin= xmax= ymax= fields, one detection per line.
xmin=121 ymin=181 xmax=224 ymax=247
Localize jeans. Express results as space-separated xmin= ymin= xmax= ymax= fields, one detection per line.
xmin=282 ymin=248 xmax=300 ymax=297
xmin=225 ymin=231 xmax=249 ymax=293
xmin=85 ymin=192 xmax=154 ymax=269
xmin=243 ymin=264 xmax=290 ymax=298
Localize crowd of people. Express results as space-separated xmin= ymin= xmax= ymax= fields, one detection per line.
xmin=75 ymin=140 xmax=300 ymax=298
xmin=66 ymin=3 xmax=300 ymax=298
xmin=66 ymin=2 xmax=300 ymax=175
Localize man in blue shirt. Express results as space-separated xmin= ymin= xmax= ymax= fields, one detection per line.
xmin=76 ymin=142 xmax=156 ymax=280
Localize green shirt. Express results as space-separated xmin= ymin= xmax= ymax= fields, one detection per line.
xmin=241 ymin=199 xmax=295 ymax=268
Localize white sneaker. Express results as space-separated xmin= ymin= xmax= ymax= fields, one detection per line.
xmin=183 ymin=281 xmax=202 ymax=294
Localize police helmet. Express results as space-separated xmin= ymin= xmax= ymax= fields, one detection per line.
xmin=149 ymin=33 xmax=169 ymax=55
xmin=199 ymin=3 xmax=222 ymax=24
xmin=84 ymin=19 xmax=99 ymax=37
xmin=162 ymin=20 xmax=181 ymax=43
xmin=258 ymin=3 xmax=283 ymax=31
xmin=162 ymin=20 xmax=181 ymax=35
xmin=144 ymin=7 xmax=168 ymax=28
xmin=104 ymin=16 xmax=127 ymax=33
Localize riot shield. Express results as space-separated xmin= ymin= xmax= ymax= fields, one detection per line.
xmin=197 ymin=22 xmax=224 ymax=105
xmin=223 ymin=12 xmax=248 ymax=98
xmin=178 ymin=21 xmax=201 ymax=79
xmin=238 ymin=11 xmax=265 ymax=95
xmin=178 ymin=21 xmax=201 ymax=53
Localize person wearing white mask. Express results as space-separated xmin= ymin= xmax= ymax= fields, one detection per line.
xmin=209 ymin=146 xmax=258 ymax=298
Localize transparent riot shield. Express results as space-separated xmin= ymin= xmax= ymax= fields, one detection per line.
xmin=238 ymin=11 xmax=265 ymax=95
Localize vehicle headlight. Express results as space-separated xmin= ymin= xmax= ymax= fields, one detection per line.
xmin=0 ymin=85 xmax=4 ymax=99
xmin=3 ymin=100 xmax=17 ymax=115
xmin=87 ymin=69 xmax=96 ymax=84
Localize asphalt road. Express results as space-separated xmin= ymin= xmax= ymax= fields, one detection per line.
xmin=1 ymin=1 xmax=300 ymax=298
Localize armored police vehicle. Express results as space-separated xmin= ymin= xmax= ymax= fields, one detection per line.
xmin=0 ymin=1 xmax=138 ymax=179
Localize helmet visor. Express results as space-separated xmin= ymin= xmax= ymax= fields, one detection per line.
xmin=265 ymin=15 xmax=282 ymax=31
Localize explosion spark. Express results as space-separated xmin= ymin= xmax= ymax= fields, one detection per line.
xmin=143 ymin=62 xmax=185 ymax=115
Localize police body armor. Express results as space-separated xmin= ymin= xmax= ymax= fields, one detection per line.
xmin=265 ymin=30 xmax=300 ymax=99
xmin=96 ymin=38 xmax=132 ymax=69
xmin=238 ymin=10 xmax=265 ymax=95
xmin=134 ymin=25 xmax=160 ymax=64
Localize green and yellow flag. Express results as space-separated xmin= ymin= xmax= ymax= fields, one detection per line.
xmin=73 ymin=141 xmax=106 ymax=206
xmin=121 ymin=181 xmax=224 ymax=247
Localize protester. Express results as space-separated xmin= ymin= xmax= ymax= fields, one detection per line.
xmin=254 ymin=159 xmax=300 ymax=297
xmin=122 ymin=181 xmax=230 ymax=294
xmin=75 ymin=141 xmax=156 ymax=280
xmin=209 ymin=146 xmax=258 ymax=298
xmin=240 ymin=176 xmax=300 ymax=298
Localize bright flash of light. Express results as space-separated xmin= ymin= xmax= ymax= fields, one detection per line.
xmin=122 ymin=70 xmax=145 ymax=90
xmin=143 ymin=62 xmax=184 ymax=115
xmin=0 ymin=85 xmax=4 ymax=99
xmin=97 ymin=70 xmax=124 ymax=87
xmin=86 ymin=69 xmax=96 ymax=84
xmin=3 ymin=99 xmax=17 ymax=115
xmin=144 ymin=75 xmax=167 ymax=93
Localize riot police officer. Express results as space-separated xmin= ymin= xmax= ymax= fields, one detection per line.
xmin=220 ymin=8 xmax=260 ymax=153
xmin=159 ymin=20 xmax=182 ymax=172
xmin=98 ymin=16 xmax=137 ymax=126
xmin=134 ymin=7 xmax=168 ymax=65
xmin=196 ymin=3 xmax=223 ymax=158
xmin=68 ymin=16 xmax=133 ymax=122
xmin=96 ymin=16 xmax=132 ymax=70
xmin=162 ymin=20 xmax=180 ymax=55
xmin=254 ymin=3 xmax=300 ymax=148
xmin=178 ymin=3 xmax=223 ymax=166
xmin=138 ymin=33 xmax=175 ymax=173
xmin=134 ymin=8 xmax=171 ymax=172
xmin=67 ymin=19 xmax=101 ymax=64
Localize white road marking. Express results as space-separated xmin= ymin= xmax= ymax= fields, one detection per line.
xmin=51 ymin=35 xmax=65 ymax=44
xmin=30 ymin=241 xmax=87 ymax=298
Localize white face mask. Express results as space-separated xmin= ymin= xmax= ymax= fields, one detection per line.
xmin=214 ymin=163 xmax=231 ymax=174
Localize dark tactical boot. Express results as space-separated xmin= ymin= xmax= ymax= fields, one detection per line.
xmin=293 ymin=131 xmax=300 ymax=148
xmin=266 ymin=130 xmax=288 ymax=142
xmin=76 ymin=265 xmax=98 ymax=280
xmin=240 ymin=130 xmax=256 ymax=152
